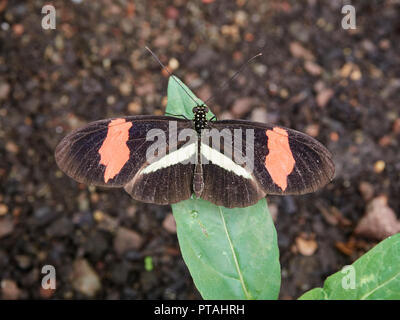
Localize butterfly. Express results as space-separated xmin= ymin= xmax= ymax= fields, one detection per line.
xmin=55 ymin=103 xmax=334 ymax=208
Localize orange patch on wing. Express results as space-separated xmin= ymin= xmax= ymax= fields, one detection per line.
xmin=98 ymin=118 xmax=132 ymax=183
xmin=265 ymin=127 xmax=295 ymax=191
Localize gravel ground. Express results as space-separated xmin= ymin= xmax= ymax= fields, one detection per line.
xmin=0 ymin=0 xmax=399 ymax=299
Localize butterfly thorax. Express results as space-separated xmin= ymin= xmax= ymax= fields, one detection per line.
xmin=193 ymin=105 xmax=208 ymax=134
xmin=192 ymin=105 xmax=209 ymax=198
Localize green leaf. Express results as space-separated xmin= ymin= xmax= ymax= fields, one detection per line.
xmin=299 ymin=233 xmax=400 ymax=300
xmin=173 ymin=198 xmax=280 ymax=300
xmin=166 ymin=76 xmax=214 ymax=120
xmin=144 ymin=256 xmax=153 ymax=272
xmin=166 ymin=76 xmax=281 ymax=300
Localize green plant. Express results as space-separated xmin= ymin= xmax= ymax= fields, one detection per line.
xmin=300 ymin=233 xmax=400 ymax=300
xmin=144 ymin=256 xmax=154 ymax=272
xmin=165 ymin=76 xmax=400 ymax=300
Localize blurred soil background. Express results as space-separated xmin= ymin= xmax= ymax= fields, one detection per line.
xmin=0 ymin=0 xmax=399 ymax=299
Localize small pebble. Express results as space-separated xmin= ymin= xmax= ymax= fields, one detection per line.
xmin=316 ymin=88 xmax=334 ymax=108
xmin=1 ymin=279 xmax=20 ymax=300
xmin=304 ymin=60 xmax=322 ymax=76
xmin=15 ymin=255 xmax=31 ymax=270
xmin=359 ymin=181 xmax=374 ymax=201
xmin=114 ymin=227 xmax=144 ymax=255
xmin=107 ymin=95 xmax=116 ymax=105
xmin=250 ymin=107 xmax=268 ymax=124
xmin=128 ymin=101 xmax=142 ymax=114
xmin=305 ymin=124 xmax=320 ymax=137
xmin=71 ymin=259 xmax=101 ymax=298
xmin=289 ymin=42 xmax=315 ymax=60
xmin=168 ymin=58 xmax=179 ymax=71
xmin=355 ymin=196 xmax=400 ymax=240
xmin=374 ymin=160 xmax=385 ymax=173
xmin=162 ymin=213 xmax=177 ymax=234
xmin=0 ymin=82 xmax=10 ymax=100
xmin=12 ymin=24 xmax=24 ymax=36
xmin=295 ymin=237 xmax=318 ymax=256
xmin=0 ymin=204 xmax=8 ymax=216
xmin=330 ymin=131 xmax=339 ymax=142
xmin=166 ymin=7 xmax=179 ymax=20
xmin=119 ymin=81 xmax=132 ymax=96
xmin=0 ymin=217 xmax=14 ymax=238
xmin=279 ymin=88 xmax=289 ymax=99
xmin=231 ymin=97 xmax=257 ymax=117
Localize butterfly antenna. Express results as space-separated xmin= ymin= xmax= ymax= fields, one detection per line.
xmin=145 ymin=46 xmax=200 ymax=107
xmin=204 ymin=53 xmax=262 ymax=105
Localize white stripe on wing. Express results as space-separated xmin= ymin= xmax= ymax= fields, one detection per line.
xmin=200 ymin=143 xmax=253 ymax=179
xmin=141 ymin=143 xmax=197 ymax=174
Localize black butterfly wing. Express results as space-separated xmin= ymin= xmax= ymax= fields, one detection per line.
xmin=200 ymin=120 xmax=334 ymax=208
xmin=55 ymin=115 xmax=196 ymax=205
xmin=123 ymin=129 xmax=197 ymax=205
xmin=200 ymin=154 xmax=265 ymax=208
xmin=198 ymin=126 xmax=264 ymax=208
